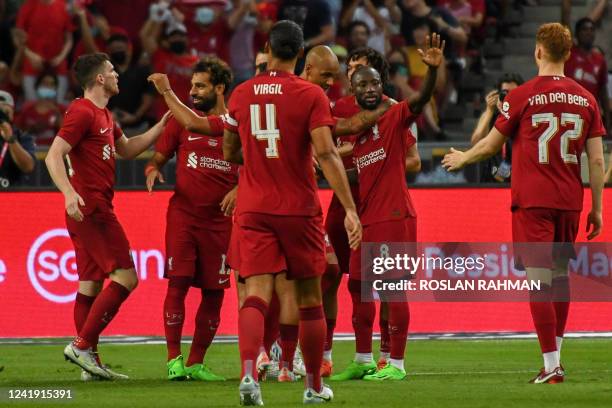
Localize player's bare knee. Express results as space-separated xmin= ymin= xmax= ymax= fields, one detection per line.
xmin=110 ymin=268 xmax=139 ymax=292
xmin=296 ymin=277 xmax=322 ymax=307
xmin=78 ymin=280 xmax=103 ymax=296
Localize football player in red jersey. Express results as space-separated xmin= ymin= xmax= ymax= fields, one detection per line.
xmin=223 ymin=20 xmax=361 ymax=405
xmin=45 ymin=53 xmax=170 ymax=380
xmin=443 ymin=23 xmax=606 ymax=384
xmin=331 ymin=35 xmax=443 ymax=382
xmin=146 ymin=57 xmax=238 ymax=382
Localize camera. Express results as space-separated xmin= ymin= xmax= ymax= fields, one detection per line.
xmin=498 ymin=89 xmax=509 ymax=102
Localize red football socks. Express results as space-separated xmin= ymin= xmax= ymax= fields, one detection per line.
xmin=388 ymin=302 xmax=410 ymax=360
xmin=299 ymin=305 xmax=326 ymax=392
xmin=239 ymin=296 xmax=268 ymax=379
xmin=349 ymin=279 xmax=375 ymax=354
xmin=279 ymin=323 xmax=298 ymax=370
xmin=163 ymin=277 xmax=190 ymax=360
xmin=187 ymin=289 xmax=224 ymax=366
xmin=263 ymin=294 xmax=280 ymax=354
xmin=77 ymin=281 xmax=131 ymax=350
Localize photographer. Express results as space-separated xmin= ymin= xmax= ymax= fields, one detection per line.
xmin=0 ymin=91 xmax=36 ymax=188
xmin=470 ymin=73 xmax=523 ymax=183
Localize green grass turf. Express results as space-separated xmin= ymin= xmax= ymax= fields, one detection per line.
xmin=0 ymin=339 xmax=611 ymax=407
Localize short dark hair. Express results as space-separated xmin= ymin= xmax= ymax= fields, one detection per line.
xmin=193 ymin=56 xmax=233 ymax=95
xmin=351 ymin=65 xmax=380 ymax=85
xmin=496 ymin=72 xmax=524 ymax=90
xmin=74 ymin=53 xmax=110 ymax=89
xmin=347 ymin=46 xmax=389 ymax=85
xmin=269 ymin=20 xmax=304 ymax=61
xmin=348 ymin=20 xmax=370 ymax=36
xmin=575 ymin=17 xmax=594 ymax=34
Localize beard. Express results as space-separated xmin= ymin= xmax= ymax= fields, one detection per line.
xmin=104 ymin=82 xmax=119 ymax=96
xmin=193 ymin=93 xmax=217 ymax=112
xmin=356 ymin=93 xmax=382 ymax=110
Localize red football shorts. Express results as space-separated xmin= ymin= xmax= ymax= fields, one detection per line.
xmin=227 ymin=218 xmax=241 ymax=271
xmin=237 ymin=213 xmax=326 ymax=280
xmin=66 ymin=204 xmax=134 ymax=281
xmin=349 ymin=216 xmax=417 ymax=281
xmin=512 ymin=207 xmax=580 ymax=269
xmin=164 ymin=206 xmax=232 ymax=289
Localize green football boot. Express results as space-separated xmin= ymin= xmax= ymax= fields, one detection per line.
xmin=186 ymin=363 xmax=226 ymax=381
xmin=167 ymin=355 xmax=188 ymax=381
xmin=363 ymin=363 xmax=407 ymax=381
xmin=329 ymin=360 xmax=376 ymax=381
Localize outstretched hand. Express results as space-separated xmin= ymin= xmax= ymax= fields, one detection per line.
xmin=148 ymin=73 xmax=172 ymax=95
xmin=418 ymin=33 xmax=445 ymax=68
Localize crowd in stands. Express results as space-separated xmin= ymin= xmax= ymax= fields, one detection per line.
xmin=0 ymin=0 xmax=610 ymax=187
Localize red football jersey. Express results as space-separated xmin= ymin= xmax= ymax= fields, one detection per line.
xmin=353 ymin=101 xmax=418 ymax=226
xmin=224 ymin=70 xmax=335 ymax=216
xmin=494 ymin=75 xmax=606 ymax=211
xmin=156 ymin=115 xmax=238 ymax=228
xmin=331 ymin=94 xmax=360 ymax=170
xmin=57 ymin=98 xmax=123 ymax=206
xmin=564 ymin=46 xmax=608 ymax=99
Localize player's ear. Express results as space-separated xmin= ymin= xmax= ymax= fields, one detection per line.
xmin=215 ymin=84 xmax=225 ymax=96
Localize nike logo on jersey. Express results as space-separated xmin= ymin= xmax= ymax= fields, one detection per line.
xmin=188 ymin=136 xmax=203 ymax=141
xmin=100 ymin=128 xmax=109 ymax=134
xmin=218 ymin=277 xmax=230 ymax=285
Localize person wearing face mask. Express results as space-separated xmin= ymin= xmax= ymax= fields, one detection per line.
xmin=15 ymin=72 xmax=65 ymax=146
xmin=141 ymin=18 xmax=199 ymax=120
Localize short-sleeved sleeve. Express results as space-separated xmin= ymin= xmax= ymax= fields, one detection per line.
xmin=405 ymin=128 xmax=417 ymax=149
xmin=208 ymin=115 xmax=225 ymax=136
xmin=56 ymin=104 xmax=94 ymax=147
xmin=113 ymin=121 xmax=124 ymax=141
xmin=308 ymin=87 xmax=336 ymax=132
xmin=588 ymin=96 xmax=606 ymax=139
xmin=494 ymin=87 xmax=523 ymax=138
xmin=389 ymin=100 xmax=417 ymax=128
xmin=223 ymin=91 xmax=240 ymax=133
xmin=155 ymin=117 xmax=182 ymax=158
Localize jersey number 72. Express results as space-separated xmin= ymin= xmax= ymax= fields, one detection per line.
xmin=533 ymin=112 xmax=583 ymax=164
xmin=250 ymin=104 xmax=280 ymax=158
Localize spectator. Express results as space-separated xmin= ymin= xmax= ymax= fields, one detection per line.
xmin=140 ymin=7 xmax=199 ymax=119
xmin=172 ymin=0 xmax=253 ymax=63
xmin=439 ymin=0 xmax=485 ymax=35
xmin=399 ymin=0 xmax=468 ymax=56
xmin=562 ymin=0 xmax=612 ymax=68
xmin=16 ymin=0 xmax=74 ymax=103
xmin=91 ymin=0 xmax=153 ymax=48
xmin=0 ymin=90 xmax=35 ymax=188
xmin=346 ymin=20 xmax=371 ymax=52
xmin=15 ymin=72 xmax=65 ymax=146
xmin=564 ymin=17 xmax=610 ymax=131
xmin=470 ymin=72 xmax=523 ymax=183
xmin=73 ymin=6 xmax=113 ymax=59
xmin=341 ymin=0 xmax=401 ymax=55
xmin=278 ymin=0 xmax=335 ymax=49
xmin=0 ymin=29 xmax=26 ymax=96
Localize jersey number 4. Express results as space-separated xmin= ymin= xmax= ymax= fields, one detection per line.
xmin=250 ymin=104 xmax=280 ymax=158
xmin=533 ymin=112 xmax=583 ymax=164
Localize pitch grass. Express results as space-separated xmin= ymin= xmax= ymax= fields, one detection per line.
xmin=1 ymin=339 xmax=611 ymax=407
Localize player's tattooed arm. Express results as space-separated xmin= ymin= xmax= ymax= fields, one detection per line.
xmin=147 ymin=73 xmax=217 ymax=135
xmin=408 ymin=33 xmax=445 ymax=114
xmin=223 ymin=129 xmax=243 ymax=164
xmin=145 ymin=152 xmax=169 ymax=193
xmin=442 ymin=127 xmax=506 ymax=171
xmin=334 ymin=99 xmax=395 ymax=136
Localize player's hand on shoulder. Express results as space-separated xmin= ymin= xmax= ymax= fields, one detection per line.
xmin=418 ymin=32 xmax=445 ymax=68
xmin=344 ymin=210 xmax=362 ymax=250
xmin=147 ymin=73 xmax=171 ymax=95
xmin=65 ymin=191 xmax=85 ymax=222
xmin=586 ymin=210 xmax=603 ymax=240
xmin=220 ymin=186 xmax=238 ymax=217
xmin=160 ymin=110 xmax=173 ymax=126
xmin=442 ymin=147 xmax=466 ymax=171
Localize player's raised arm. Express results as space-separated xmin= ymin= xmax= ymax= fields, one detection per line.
xmin=311 ymin=125 xmax=362 ymax=249
xmin=585 ymin=136 xmax=605 ymax=240
xmin=442 ymin=127 xmax=507 ymax=171
xmin=334 ymin=99 xmax=395 ymax=136
xmin=148 ymin=73 xmax=218 ymax=135
xmin=407 ymin=33 xmax=445 ymax=114
xmin=45 ymin=137 xmax=85 ymax=222
xmin=115 ymin=111 xmax=171 ymax=159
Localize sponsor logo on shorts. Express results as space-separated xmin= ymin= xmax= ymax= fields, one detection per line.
xmin=218 ymin=277 xmax=230 ymax=285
